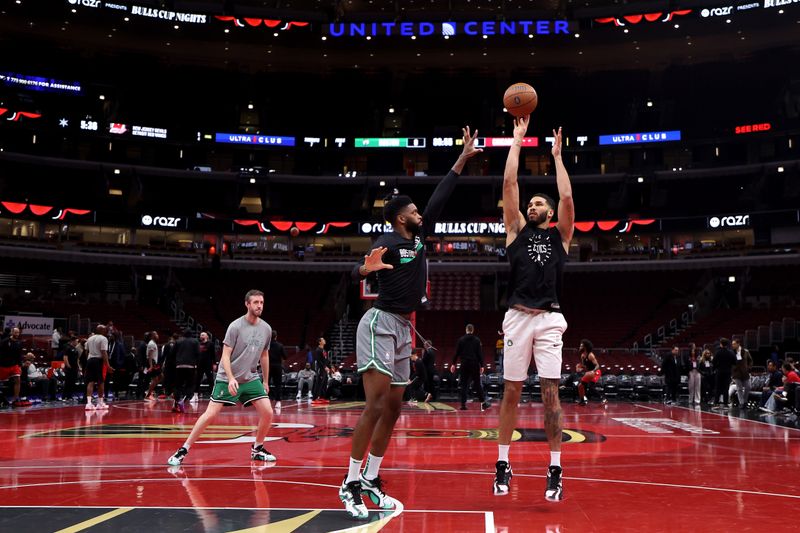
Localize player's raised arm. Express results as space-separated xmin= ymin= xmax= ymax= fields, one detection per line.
xmin=551 ymin=127 xmax=574 ymax=252
xmin=503 ymin=115 xmax=530 ymax=246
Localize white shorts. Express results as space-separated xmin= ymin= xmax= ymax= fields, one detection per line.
xmin=502 ymin=308 xmax=567 ymax=381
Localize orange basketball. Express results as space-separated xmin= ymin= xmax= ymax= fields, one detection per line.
xmin=503 ymin=83 xmax=538 ymax=117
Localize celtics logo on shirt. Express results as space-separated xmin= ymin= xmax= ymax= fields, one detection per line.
xmin=527 ymin=232 xmax=552 ymax=266
xmin=399 ymin=236 xmax=424 ymax=264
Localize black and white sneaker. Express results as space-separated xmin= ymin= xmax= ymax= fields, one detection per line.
xmin=339 ymin=478 xmax=368 ymax=519
xmin=481 ymin=399 xmax=491 ymax=411
xmin=493 ymin=461 xmax=513 ymax=495
xmin=167 ymin=447 xmax=188 ymax=466
xmin=359 ymin=474 xmax=394 ymax=509
xmin=250 ymin=444 xmax=277 ymax=462
xmin=545 ymin=465 xmax=563 ymax=501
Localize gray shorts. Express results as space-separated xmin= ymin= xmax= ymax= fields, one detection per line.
xmin=356 ymin=307 xmax=411 ymax=386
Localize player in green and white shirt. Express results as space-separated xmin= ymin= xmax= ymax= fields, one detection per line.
xmin=167 ymin=289 xmax=276 ymax=466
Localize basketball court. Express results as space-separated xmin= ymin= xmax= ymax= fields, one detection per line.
xmin=2 ymin=399 xmax=798 ymax=532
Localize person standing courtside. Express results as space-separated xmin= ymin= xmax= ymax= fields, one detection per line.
xmin=731 ymin=339 xmax=753 ymax=407
xmin=661 ymin=347 xmax=681 ymax=405
xmin=167 ymin=290 xmax=276 ymax=466
xmin=494 ymin=117 xmax=574 ymax=502
xmin=268 ymin=330 xmax=287 ymax=408
xmin=172 ymin=329 xmax=199 ymax=413
xmin=450 ymin=324 xmax=490 ymax=411
xmin=712 ymin=338 xmax=736 ymax=409
xmin=192 ymin=331 xmax=215 ymax=402
xmin=340 ymin=127 xmax=482 ymax=519
xmin=85 ymin=325 xmax=113 ymax=411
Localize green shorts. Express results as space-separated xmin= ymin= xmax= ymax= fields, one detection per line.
xmin=210 ymin=379 xmax=269 ymax=406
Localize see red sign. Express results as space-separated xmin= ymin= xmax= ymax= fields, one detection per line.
xmin=735 ymin=123 xmax=771 ymax=134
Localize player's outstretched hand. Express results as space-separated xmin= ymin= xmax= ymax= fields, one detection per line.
xmin=364 ymin=247 xmax=394 ymax=272
xmin=460 ymin=126 xmax=483 ymax=159
xmin=551 ymin=127 xmax=563 ymax=159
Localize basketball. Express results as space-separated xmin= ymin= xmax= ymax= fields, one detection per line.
xmin=503 ymin=83 xmax=538 ymax=117
xmin=290 ymin=226 xmax=300 ymax=237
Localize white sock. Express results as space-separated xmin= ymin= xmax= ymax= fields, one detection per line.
xmin=346 ymin=457 xmax=362 ymax=484
xmin=363 ymin=453 xmax=383 ymax=480
xmin=498 ymin=445 xmax=510 ymax=463
xmin=181 ymin=442 xmax=191 ymax=451
xmin=550 ymin=451 xmax=561 ymax=468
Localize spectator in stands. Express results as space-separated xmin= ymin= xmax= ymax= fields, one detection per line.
xmin=85 ymin=324 xmax=112 ymax=410
xmin=23 ymin=353 xmax=57 ymax=402
xmin=731 ymin=339 xmax=753 ymax=408
xmin=660 ymin=347 xmax=681 ymax=405
xmin=760 ymin=360 xmax=784 ymax=408
xmin=296 ymin=363 xmax=315 ymax=400
xmin=51 ymin=327 xmax=62 ymax=359
xmin=193 ymin=331 xmax=216 ymax=402
xmin=144 ymin=331 xmax=162 ymax=400
xmin=687 ymin=344 xmax=702 ymax=406
xmin=326 ymin=364 xmax=344 ymax=401
xmin=712 ymin=338 xmax=736 ymax=409
xmin=0 ymin=327 xmax=29 ymax=407
xmin=173 ymin=329 xmax=200 ymax=413
xmin=576 ymin=339 xmax=606 ymax=405
xmin=451 ymin=324 xmax=490 ymax=411
xmin=407 ymin=352 xmax=431 ymax=402
xmin=422 ymin=340 xmax=437 ymax=400
xmin=62 ymin=336 xmax=80 ymax=401
xmin=760 ymin=362 xmax=800 ymax=414
xmin=161 ymin=332 xmax=178 ymax=399
xmin=267 ymin=330 xmax=287 ymax=408
xmin=312 ymin=337 xmax=330 ymax=403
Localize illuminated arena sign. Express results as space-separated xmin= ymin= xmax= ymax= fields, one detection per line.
xmin=0 ymin=72 xmax=81 ymax=94
xmin=764 ymin=0 xmax=800 ymax=9
xmin=735 ymin=122 xmax=771 ymax=134
xmin=215 ymin=133 xmax=296 ymax=146
xmin=708 ymin=214 xmax=750 ymax=229
xmin=599 ymin=130 xmax=681 ymax=145
xmin=326 ymin=20 xmax=570 ymax=38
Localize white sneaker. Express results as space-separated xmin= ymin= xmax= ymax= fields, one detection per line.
xmin=296 ymin=395 xmax=301 ymax=400
xmin=275 ymin=401 xmax=282 ymax=409
xmin=85 ymin=402 xmax=96 ymax=411
xmin=190 ymin=393 xmax=199 ymax=403
xmin=96 ymin=402 xmax=109 ymax=410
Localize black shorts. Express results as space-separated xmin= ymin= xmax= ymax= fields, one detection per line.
xmin=148 ymin=365 xmax=162 ymax=378
xmin=85 ymin=358 xmax=104 ymax=384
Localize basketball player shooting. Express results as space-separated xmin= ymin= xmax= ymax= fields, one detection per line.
xmin=339 ymin=126 xmax=482 ymax=520
xmin=494 ymin=117 xmax=574 ymax=501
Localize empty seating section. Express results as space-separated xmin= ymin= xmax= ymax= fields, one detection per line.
xmin=429 ymin=273 xmax=481 ymax=311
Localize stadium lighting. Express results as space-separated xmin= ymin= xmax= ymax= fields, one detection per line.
xmin=99 ymin=94 xmax=105 ymax=100
xmin=113 ymin=168 xmax=120 ymax=175
xmin=249 ymin=178 xmax=256 ymax=184
xmin=646 ymin=100 xmax=653 ymax=107
xmin=379 ymin=180 xmax=386 ymax=187
xmin=388 ymin=107 xmax=395 ymax=114
xmin=146 ymin=275 xmax=153 ymax=281
xmin=247 ymin=103 xmax=254 ymax=110
xmin=637 ymin=177 xmax=644 ymax=183
xmin=728 ymin=276 xmax=736 ymax=283
xmin=24 ymin=289 xmax=31 ymax=294
xmin=777 ymin=166 xmax=785 ymax=173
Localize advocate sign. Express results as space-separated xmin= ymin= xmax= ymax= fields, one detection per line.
xmin=3 ymin=315 xmax=54 ymax=335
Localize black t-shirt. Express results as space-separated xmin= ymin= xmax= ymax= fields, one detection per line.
xmin=713 ymin=348 xmax=736 ymax=374
xmin=422 ymin=348 xmax=436 ymax=376
xmin=506 ymin=225 xmax=567 ymax=313
xmin=353 ymin=169 xmax=461 ymax=314
xmin=454 ymin=334 xmax=483 ymax=366
xmin=198 ymin=340 xmax=213 ymax=365
xmin=581 ymin=353 xmax=597 ymax=372
xmin=175 ymin=337 xmax=200 ymax=367
xmin=0 ymin=337 xmax=22 ymax=367
xmin=64 ymin=345 xmax=79 ymax=368
xmin=269 ymin=340 xmax=286 ymax=368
